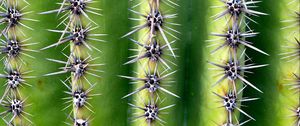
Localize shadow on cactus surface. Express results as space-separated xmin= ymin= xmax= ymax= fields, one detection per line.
xmin=0 ymin=0 xmax=296 ymax=126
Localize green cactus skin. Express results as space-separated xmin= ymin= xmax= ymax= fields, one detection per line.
xmin=242 ymin=0 xmax=282 ymax=126
xmin=95 ymin=0 xmax=131 ymax=125
xmin=0 ymin=0 xmax=295 ymax=126
xmin=275 ymin=0 xmax=300 ymax=126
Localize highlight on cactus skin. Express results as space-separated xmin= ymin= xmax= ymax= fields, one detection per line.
xmin=208 ymin=0 xmax=268 ymax=125
xmin=40 ymin=0 xmax=103 ymax=125
xmin=122 ymin=0 xmax=179 ymax=125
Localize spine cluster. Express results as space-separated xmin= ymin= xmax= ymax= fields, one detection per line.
xmin=40 ymin=0 xmax=104 ymax=125
xmin=209 ymin=0 xmax=268 ymax=125
xmin=0 ymin=0 xmax=36 ymax=125
xmin=281 ymin=0 xmax=300 ymax=125
xmin=122 ymin=0 xmax=179 ymax=125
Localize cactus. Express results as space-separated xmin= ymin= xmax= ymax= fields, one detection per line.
xmin=40 ymin=0 xmax=104 ymax=125
xmin=121 ymin=0 xmax=180 ymax=125
xmin=0 ymin=0 xmax=295 ymax=126
xmin=278 ymin=0 xmax=300 ymax=126
xmin=203 ymin=0 xmax=269 ymax=125
xmin=0 ymin=0 xmax=37 ymax=125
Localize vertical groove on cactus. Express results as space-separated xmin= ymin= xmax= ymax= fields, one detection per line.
xmin=207 ymin=0 xmax=268 ymax=125
xmin=0 ymin=0 xmax=37 ymax=125
xmin=280 ymin=0 xmax=300 ymax=125
xmin=40 ymin=0 xmax=104 ymax=125
xmin=122 ymin=0 xmax=180 ymax=125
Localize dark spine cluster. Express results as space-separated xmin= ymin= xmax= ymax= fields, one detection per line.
xmin=0 ymin=0 xmax=37 ymax=125
xmin=40 ymin=0 xmax=104 ymax=125
xmin=122 ymin=0 xmax=179 ymax=125
xmin=209 ymin=0 xmax=268 ymax=125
